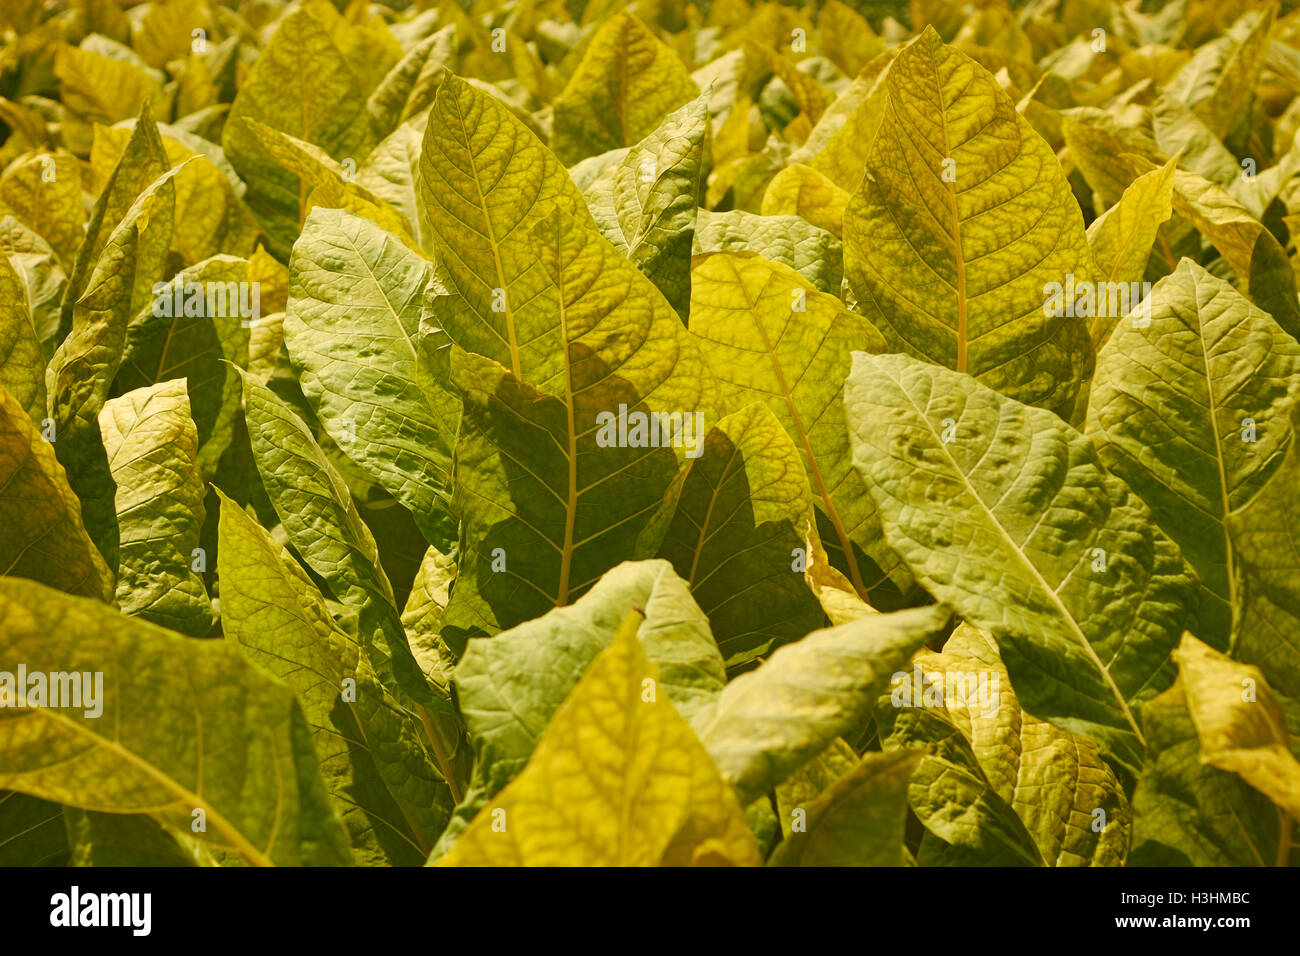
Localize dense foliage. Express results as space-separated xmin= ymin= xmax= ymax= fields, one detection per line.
xmin=1 ymin=0 xmax=1298 ymax=867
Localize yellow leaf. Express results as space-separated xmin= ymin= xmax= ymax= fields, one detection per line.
xmin=130 ymin=0 xmax=213 ymax=69
xmin=843 ymin=26 xmax=1093 ymax=416
xmin=0 ymin=151 xmax=84 ymax=269
xmin=818 ymin=0 xmax=882 ymax=78
xmin=54 ymin=44 xmax=162 ymax=128
xmin=804 ymin=48 xmax=896 ymax=190
xmin=761 ymin=163 xmax=848 ymax=237
xmin=1085 ymin=156 xmax=1177 ymax=348
xmin=91 ymin=124 xmax=259 ymax=266
xmin=439 ymin=612 xmax=760 ymax=866
xmin=1174 ymin=634 xmax=1300 ymax=818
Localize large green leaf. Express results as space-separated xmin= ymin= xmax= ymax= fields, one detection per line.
xmin=656 ymin=401 xmax=823 ymax=670
xmin=98 ymin=380 xmax=210 ymax=635
xmin=577 ymin=93 xmax=709 ymax=319
xmin=842 ymin=26 xmax=1093 ymax=416
xmin=550 ymin=12 xmax=700 ymax=166
xmin=0 ymin=578 xmax=352 ymax=866
xmin=417 ymin=74 xmax=592 ymax=388
xmin=238 ymin=370 xmax=446 ymax=733
xmin=437 ymin=201 xmax=716 ymax=642
xmin=845 ymin=352 xmax=1196 ymax=775
xmin=217 ymin=494 xmax=452 ymax=865
xmin=0 ymin=385 xmax=113 ymax=602
xmin=284 ymin=207 xmax=454 ymax=549
xmin=687 ymin=251 xmax=911 ymax=606
xmin=432 ymin=559 xmax=728 ymax=859
xmin=1086 ymin=260 xmax=1300 ymax=648
xmin=696 ymin=604 xmax=952 ymax=806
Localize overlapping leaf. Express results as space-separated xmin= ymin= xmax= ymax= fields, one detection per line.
xmin=439 ymin=617 xmax=758 ymax=866
xmin=845 ymin=352 xmax=1195 ymax=775
xmin=98 ymin=380 xmax=210 ymax=635
xmin=0 ymin=578 xmax=352 ymax=867
xmin=1086 ymin=260 xmax=1300 ymax=648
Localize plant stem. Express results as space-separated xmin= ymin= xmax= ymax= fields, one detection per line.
xmin=418 ymin=703 xmax=465 ymax=805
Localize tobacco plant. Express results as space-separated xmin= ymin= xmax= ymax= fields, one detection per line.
xmin=0 ymin=0 xmax=1298 ymax=867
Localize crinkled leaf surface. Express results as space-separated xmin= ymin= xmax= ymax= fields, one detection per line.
xmin=98 ymin=380 xmax=210 ymax=635
xmin=239 ymin=371 xmax=440 ymax=725
xmin=880 ymin=625 xmax=1132 ymax=866
xmin=284 ymin=207 xmax=454 ymax=550
xmin=693 ymin=210 xmax=843 ymax=294
xmin=845 ymin=352 xmax=1195 ymax=775
xmin=843 ymin=26 xmax=1093 ymax=417
xmin=688 ymin=251 xmax=910 ymax=605
xmin=438 ymin=616 xmax=758 ymax=866
xmin=417 ymin=74 xmax=592 ymax=388
xmin=1086 ymin=260 xmax=1300 ymax=649
xmin=438 ymin=201 xmax=715 ymax=643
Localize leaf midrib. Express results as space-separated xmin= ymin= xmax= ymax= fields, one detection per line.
xmin=448 ymin=87 xmax=521 ymax=380
xmin=925 ymin=43 xmax=969 ymax=374
xmin=17 ymin=697 xmax=277 ymax=867
xmin=895 ymin=371 xmax=1145 ymax=743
